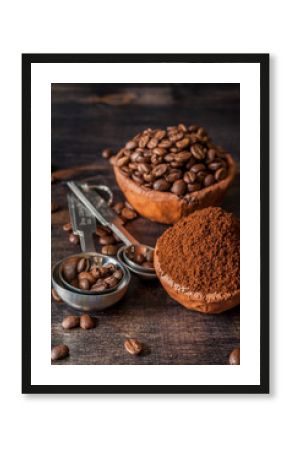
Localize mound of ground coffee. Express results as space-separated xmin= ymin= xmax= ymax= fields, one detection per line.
xmin=156 ymin=207 xmax=240 ymax=294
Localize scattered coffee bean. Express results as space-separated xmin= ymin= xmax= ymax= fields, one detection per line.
xmin=124 ymin=338 xmax=143 ymax=355
xmin=62 ymin=315 xmax=80 ymax=329
xmin=80 ymin=314 xmax=96 ymax=330
xmin=115 ymin=124 xmax=230 ymax=197
xmin=113 ymin=202 xmax=125 ymax=215
xmin=229 ymin=348 xmax=240 ymax=365
xmin=69 ymin=233 xmax=80 ymax=245
xmin=63 ymin=223 xmax=72 ymax=232
xmin=51 ymin=201 xmax=59 ymax=213
xmin=121 ymin=207 xmax=137 ymax=220
xmin=99 ymin=235 xmax=116 ymax=245
xmin=51 ymin=288 xmax=63 ymax=303
xmin=78 ymin=271 xmax=96 ymax=285
xmin=96 ymin=225 xmax=111 ymax=237
xmin=101 ymin=245 xmax=118 ymax=256
xmin=102 ymin=148 xmax=112 ymax=159
xmin=51 ymin=344 xmax=69 ymax=361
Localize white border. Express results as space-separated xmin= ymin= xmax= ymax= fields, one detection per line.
xmin=31 ymin=62 xmax=260 ymax=385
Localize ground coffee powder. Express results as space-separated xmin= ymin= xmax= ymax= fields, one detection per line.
xmin=156 ymin=207 xmax=240 ymax=294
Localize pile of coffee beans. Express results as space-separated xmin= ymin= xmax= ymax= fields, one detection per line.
xmin=125 ymin=245 xmax=154 ymax=269
xmin=115 ymin=124 xmax=229 ymax=198
xmin=62 ymin=256 xmax=123 ymax=292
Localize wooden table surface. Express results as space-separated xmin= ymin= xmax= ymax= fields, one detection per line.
xmin=51 ymin=83 xmax=240 ymax=365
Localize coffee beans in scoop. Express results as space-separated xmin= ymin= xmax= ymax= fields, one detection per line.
xmin=61 ymin=256 xmax=123 ymax=292
xmin=126 ymin=246 xmax=154 ymax=269
xmin=115 ymin=124 xmax=230 ymax=197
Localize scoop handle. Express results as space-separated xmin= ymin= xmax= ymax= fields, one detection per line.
xmin=67 ymin=181 xmax=139 ymax=246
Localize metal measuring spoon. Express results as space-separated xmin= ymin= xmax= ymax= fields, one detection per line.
xmin=67 ymin=181 xmax=157 ymax=279
xmin=52 ymin=193 xmax=130 ymax=311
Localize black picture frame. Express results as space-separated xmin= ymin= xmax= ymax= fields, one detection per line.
xmin=22 ymin=53 xmax=269 ymax=394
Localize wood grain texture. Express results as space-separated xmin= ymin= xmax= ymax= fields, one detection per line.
xmin=51 ymin=83 xmax=240 ymax=365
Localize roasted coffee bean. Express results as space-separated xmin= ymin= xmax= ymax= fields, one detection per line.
xmin=63 ymin=223 xmax=72 ymax=232
xmin=164 ymin=153 xmax=175 ymax=162
xmin=91 ymin=266 xmax=101 ymax=279
xmin=101 ymin=245 xmax=118 ymax=256
xmin=132 ymin=173 xmax=144 ymax=184
xmin=170 ymin=160 xmax=183 ymax=168
xmin=191 ymin=163 xmax=206 ymax=174
xmin=183 ymin=171 xmax=196 ymax=184
xmin=124 ymin=338 xmax=142 ymax=355
xmin=78 ymin=278 xmax=90 ymax=290
xmin=104 ymin=275 xmax=119 ymax=288
xmin=169 ymin=147 xmax=179 ymax=154
xmin=190 ymin=143 xmax=206 ymax=160
xmin=51 ymin=288 xmax=62 ymax=303
xmin=102 ymin=148 xmax=112 ymax=159
xmin=121 ymin=207 xmax=137 ymax=220
xmin=131 ymin=151 xmax=142 ymax=163
xmin=166 ymin=169 xmax=182 ymax=183
xmin=69 ymin=233 xmax=80 ymax=245
xmin=138 ymin=163 xmax=151 ymax=174
xmin=99 ymin=266 xmax=111 ymax=277
xmin=152 ymin=147 xmax=167 ymax=156
xmin=185 ymin=156 xmax=196 ymax=170
xmin=171 ymin=180 xmax=187 ymax=196
xmin=152 ymin=163 xmax=168 ymax=178
xmin=153 ymin=179 xmax=171 ymax=192
xmin=134 ymin=253 xmax=145 ymax=264
xmin=229 ymin=348 xmax=240 ymax=365
xmin=80 ymin=314 xmax=96 ymax=330
xmin=143 ymin=173 xmax=154 ymax=182
xmin=128 ymin=162 xmax=138 ymax=171
xmin=158 ymin=139 xmax=172 ymax=148
xmin=99 ymin=235 xmax=116 ymax=245
xmin=142 ymin=261 xmax=154 ymax=269
xmin=215 ymin=168 xmax=227 ymax=181
xmin=154 ymin=129 xmax=166 ymax=140
xmin=96 ymin=225 xmax=111 ymax=237
xmin=147 ymin=138 xmax=159 ymax=149
xmin=176 ymin=138 xmax=190 ymax=149
xmin=125 ymin=140 xmax=137 ymax=150
xmin=51 ymin=344 xmax=69 ymax=361
xmin=78 ymin=271 xmax=96 ymax=285
xmin=151 ymin=154 xmax=163 ymax=165
xmin=90 ymin=282 xmax=107 ymax=292
xmin=138 ymin=134 xmax=150 ymax=148
xmin=207 ymin=148 xmax=216 ymax=161
xmin=167 ymin=125 xmax=178 ymax=133
xmin=117 ymin=155 xmax=130 ymax=167
xmin=113 ymin=202 xmax=125 ymax=215
xmin=178 ymin=123 xmax=187 ymax=132
xmin=62 ymin=256 xmax=79 ymax=281
xmin=62 ymin=316 xmax=80 ymax=329
xmin=113 ymin=269 xmax=123 ymax=280
xmin=77 ymin=257 xmax=87 ymax=273
xmin=187 ymin=182 xmax=202 ymax=192
xmin=204 ymin=174 xmax=215 ymax=187
xmin=175 ymin=151 xmax=192 ymax=162
xmin=208 ymin=160 xmax=223 ymax=171
xmin=196 ymin=171 xmax=207 ymax=182
xmin=169 ymin=132 xmax=184 ymax=142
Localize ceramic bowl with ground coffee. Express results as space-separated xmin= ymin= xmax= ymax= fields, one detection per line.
xmin=113 ymin=124 xmax=236 ymax=224
xmin=154 ymin=207 xmax=240 ymax=313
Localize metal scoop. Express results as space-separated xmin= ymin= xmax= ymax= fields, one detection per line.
xmin=51 ymin=193 xmax=130 ymax=311
xmin=67 ymin=181 xmax=157 ymax=279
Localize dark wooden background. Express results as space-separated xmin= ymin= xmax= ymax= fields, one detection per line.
xmin=51 ymin=83 xmax=240 ymax=365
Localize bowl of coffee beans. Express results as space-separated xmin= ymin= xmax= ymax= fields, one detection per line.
xmin=112 ymin=124 xmax=236 ymax=224
xmin=52 ymin=252 xmax=131 ymax=311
